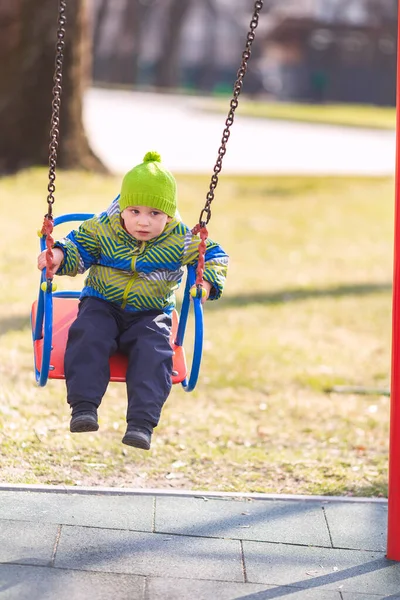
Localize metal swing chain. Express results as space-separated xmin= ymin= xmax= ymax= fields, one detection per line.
xmin=46 ymin=0 xmax=67 ymax=218
xmin=41 ymin=0 xmax=67 ymax=285
xmin=197 ymin=0 xmax=263 ymax=227
xmin=192 ymin=0 xmax=263 ymax=294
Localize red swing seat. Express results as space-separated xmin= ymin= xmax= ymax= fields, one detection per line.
xmin=31 ymin=297 xmax=187 ymax=384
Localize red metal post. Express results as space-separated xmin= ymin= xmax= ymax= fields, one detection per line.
xmin=387 ymin=2 xmax=400 ymax=561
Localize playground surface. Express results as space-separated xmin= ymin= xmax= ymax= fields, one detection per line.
xmin=0 ymin=485 xmax=398 ymax=599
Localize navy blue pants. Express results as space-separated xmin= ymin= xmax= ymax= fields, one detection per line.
xmin=64 ymin=297 xmax=173 ymax=432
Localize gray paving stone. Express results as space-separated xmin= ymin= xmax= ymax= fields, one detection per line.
xmin=243 ymin=540 xmax=400 ymax=595
xmin=55 ymin=525 xmax=244 ymax=581
xmin=155 ymin=497 xmax=331 ymax=547
xmin=342 ymin=593 xmax=399 ymax=599
xmin=147 ymin=576 xmax=342 ymax=599
xmin=323 ymin=503 xmax=387 ymax=552
xmin=0 ymin=520 xmax=57 ymax=566
xmin=0 ymin=491 xmax=153 ymax=531
xmin=0 ymin=564 xmax=145 ymax=599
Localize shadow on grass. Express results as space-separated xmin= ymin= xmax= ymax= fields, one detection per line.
xmin=210 ymin=281 xmax=392 ymax=310
xmin=0 ymin=315 xmax=31 ymax=336
xmin=0 ymin=282 xmax=391 ymax=335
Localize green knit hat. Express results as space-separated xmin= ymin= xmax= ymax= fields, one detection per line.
xmin=119 ymin=151 xmax=177 ymax=217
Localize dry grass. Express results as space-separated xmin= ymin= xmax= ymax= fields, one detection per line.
xmin=0 ymin=169 xmax=394 ymax=496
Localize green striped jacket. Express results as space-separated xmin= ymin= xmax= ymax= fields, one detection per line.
xmin=55 ymin=198 xmax=228 ymax=314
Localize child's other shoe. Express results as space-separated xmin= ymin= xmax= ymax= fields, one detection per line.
xmin=122 ymin=426 xmax=151 ymax=450
xmin=70 ymin=412 xmax=99 ymax=433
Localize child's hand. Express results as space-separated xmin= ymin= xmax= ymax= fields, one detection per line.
xmin=37 ymin=248 xmax=64 ymax=277
xmin=190 ymin=280 xmax=212 ymax=304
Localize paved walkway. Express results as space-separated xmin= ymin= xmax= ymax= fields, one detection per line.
xmin=0 ymin=485 xmax=398 ymax=599
xmin=83 ymin=88 xmax=396 ymax=176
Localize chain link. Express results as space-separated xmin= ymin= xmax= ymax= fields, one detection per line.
xmin=199 ymin=0 xmax=263 ymax=226
xmin=46 ymin=0 xmax=67 ymax=217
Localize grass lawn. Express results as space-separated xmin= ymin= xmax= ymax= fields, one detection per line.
xmin=202 ymin=97 xmax=396 ymax=130
xmin=0 ymin=169 xmax=394 ymax=496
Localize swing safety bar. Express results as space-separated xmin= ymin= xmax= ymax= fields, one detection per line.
xmin=32 ymin=213 xmax=203 ymax=391
xmin=176 ymin=263 xmax=204 ymax=392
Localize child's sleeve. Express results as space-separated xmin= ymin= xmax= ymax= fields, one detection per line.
xmin=182 ymin=232 xmax=228 ymax=300
xmin=53 ymin=217 xmax=101 ymax=276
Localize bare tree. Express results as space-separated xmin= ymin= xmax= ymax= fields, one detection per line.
xmin=109 ymin=0 xmax=155 ymax=85
xmin=91 ymin=0 xmax=158 ymax=86
xmin=198 ymin=0 xmax=218 ymax=90
xmin=154 ymin=0 xmax=193 ymax=88
xmin=0 ymin=0 xmax=105 ymax=174
xmin=91 ymin=0 xmax=108 ymax=56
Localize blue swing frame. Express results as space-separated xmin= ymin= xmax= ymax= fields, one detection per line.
xmin=32 ymin=213 xmax=204 ymax=392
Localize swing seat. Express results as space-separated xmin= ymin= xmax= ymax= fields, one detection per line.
xmin=31 ymin=297 xmax=186 ymax=384
xmin=32 ymin=212 xmax=203 ymax=392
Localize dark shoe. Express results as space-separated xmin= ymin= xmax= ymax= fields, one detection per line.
xmin=122 ymin=427 xmax=151 ymax=450
xmin=70 ymin=412 xmax=99 ymax=433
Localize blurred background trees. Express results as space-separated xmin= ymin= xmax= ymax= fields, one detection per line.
xmin=91 ymin=0 xmax=397 ymax=103
xmin=91 ymin=0 xmax=266 ymax=95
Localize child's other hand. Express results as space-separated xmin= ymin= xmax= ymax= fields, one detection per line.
xmin=190 ymin=280 xmax=212 ymax=304
xmin=37 ymin=248 xmax=64 ymax=276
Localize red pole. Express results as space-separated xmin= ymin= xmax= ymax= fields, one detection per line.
xmin=387 ymin=2 xmax=400 ymax=561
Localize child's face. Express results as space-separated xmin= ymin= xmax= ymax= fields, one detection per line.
xmin=121 ymin=206 xmax=172 ymax=241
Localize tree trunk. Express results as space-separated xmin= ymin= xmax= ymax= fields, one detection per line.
xmin=0 ymin=0 xmax=106 ymax=174
xmin=112 ymin=0 xmax=140 ymax=85
xmin=154 ymin=0 xmax=193 ymax=89
xmin=199 ymin=0 xmax=218 ymax=90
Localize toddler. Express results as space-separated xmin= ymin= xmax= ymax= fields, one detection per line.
xmin=37 ymin=151 xmax=228 ymax=450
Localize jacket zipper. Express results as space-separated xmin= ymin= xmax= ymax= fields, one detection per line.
xmin=121 ymin=244 xmax=144 ymax=310
xmin=121 ymin=272 xmax=138 ymax=309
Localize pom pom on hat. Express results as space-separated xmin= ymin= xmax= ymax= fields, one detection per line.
xmin=119 ymin=151 xmax=177 ymax=217
xmin=143 ymin=151 xmax=161 ymax=163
